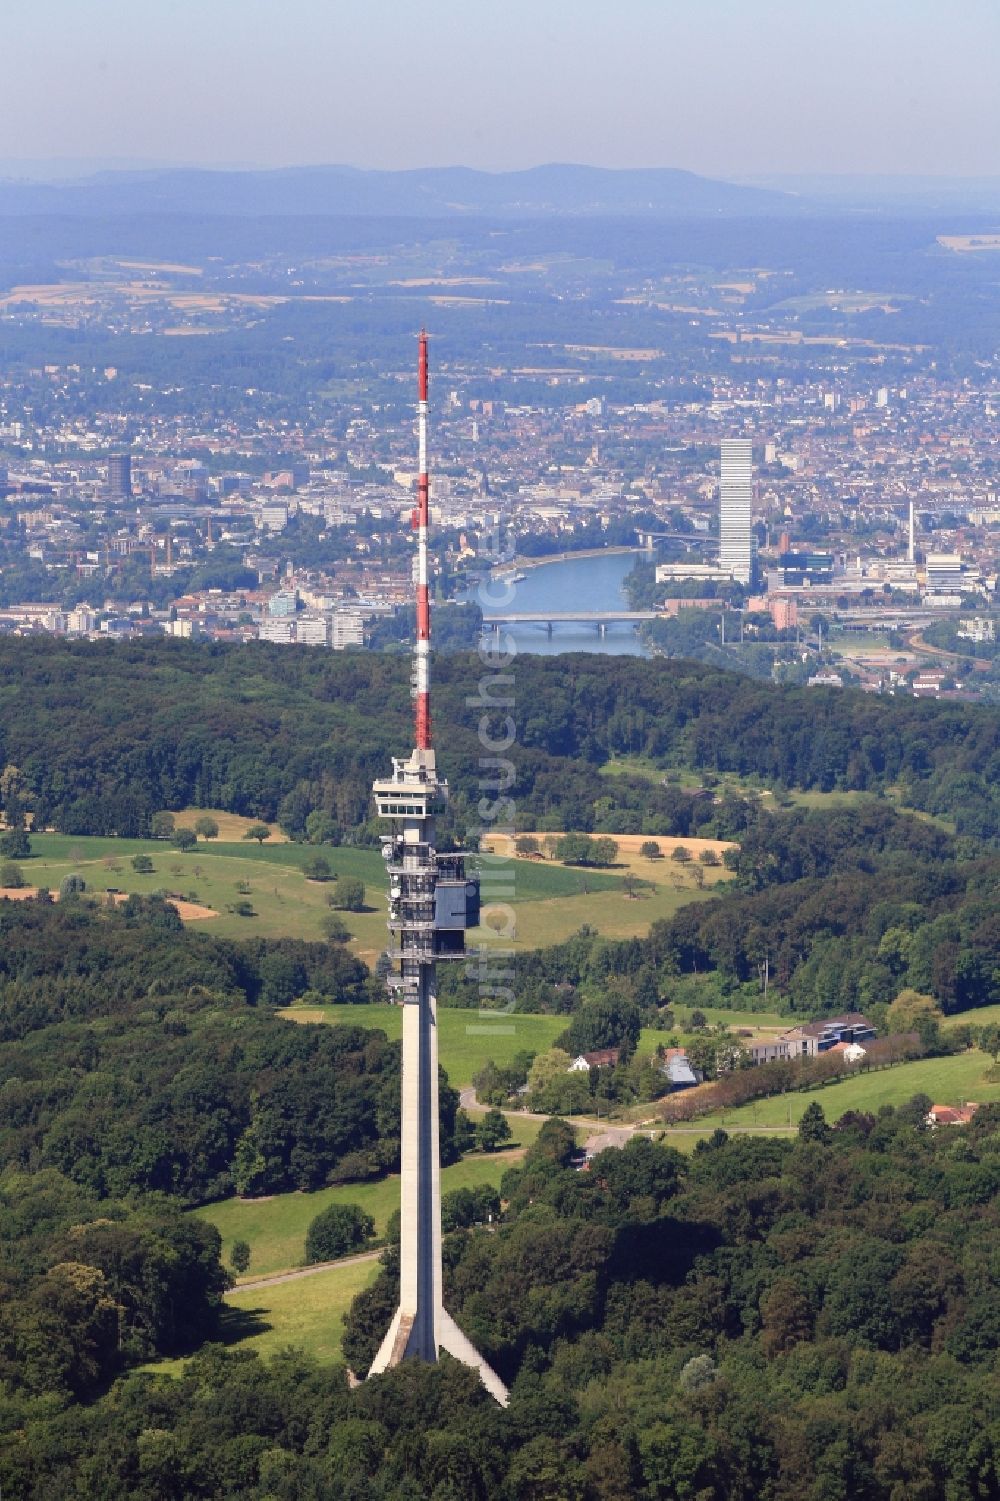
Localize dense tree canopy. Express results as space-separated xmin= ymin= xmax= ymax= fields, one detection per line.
xmin=0 ymin=1171 xmax=229 ymax=1403
xmin=437 ymin=802 xmax=1000 ymax=1019
xmin=5 ymin=1108 xmax=1000 ymax=1497
xmin=2 ymin=637 xmax=999 ymax=842
xmin=0 ymin=897 xmax=460 ymax=1202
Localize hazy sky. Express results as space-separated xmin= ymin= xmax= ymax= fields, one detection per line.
xmin=6 ymin=0 xmax=998 ymax=177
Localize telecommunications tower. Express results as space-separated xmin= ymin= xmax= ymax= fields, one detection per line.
xmin=368 ymin=334 xmax=509 ymax=1405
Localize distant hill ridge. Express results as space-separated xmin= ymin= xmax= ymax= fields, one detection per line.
xmin=0 ymin=162 xmax=795 ymax=218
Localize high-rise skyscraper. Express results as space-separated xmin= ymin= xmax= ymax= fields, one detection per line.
xmin=719 ymin=439 xmax=753 ymax=585
xmin=108 ymin=454 xmax=132 ymax=499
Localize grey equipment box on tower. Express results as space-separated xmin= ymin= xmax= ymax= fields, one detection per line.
xmin=434 ymin=878 xmax=480 ymax=931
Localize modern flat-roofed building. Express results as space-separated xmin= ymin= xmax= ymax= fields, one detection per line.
xmin=656 ymin=561 xmax=734 ymax=585
xmin=719 ymin=439 xmax=753 ymax=585
xmin=268 ymin=590 xmax=298 ymax=617
xmin=296 ymin=615 xmax=331 ymax=647
xmin=751 ymin=1013 xmax=876 ymax=1065
xmin=332 ymin=612 xmax=365 ymax=650
xmin=108 ymin=454 xmax=132 ymax=499
xmin=258 ymin=618 xmax=296 ymax=645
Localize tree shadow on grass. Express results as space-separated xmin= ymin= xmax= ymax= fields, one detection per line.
xmin=215 ymin=1304 xmax=273 ymax=1347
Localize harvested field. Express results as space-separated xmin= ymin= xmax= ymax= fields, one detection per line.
xmin=938 ymin=234 xmax=1000 ymax=252
xmin=0 ymin=886 xmax=218 ymax=920
xmin=564 ymin=344 xmax=664 ymax=360
xmin=115 ymin=259 xmax=203 ymax=275
xmin=172 ymin=808 xmax=289 ymax=843
xmin=389 ymin=277 xmax=503 ymax=287
xmin=482 ymin=830 xmax=734 ymax=863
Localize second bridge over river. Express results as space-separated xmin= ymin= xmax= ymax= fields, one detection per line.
xmin=485 ymin=610 xmax=658 ymax=635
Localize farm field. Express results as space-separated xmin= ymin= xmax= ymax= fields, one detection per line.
xmin=12 ymin=832 xmax=365 ymax=943
xmin=13 ymin=823 xmax=702 ymax=959
xmin=284 ymin=1003 xmax=568 ymax=1083
xmin=479 ymin=830 xmax=730 ymax=946
xmin=698 ymin=1049 xmax=1000 ymax=1130
xmin=483 ymin=829 xmax=735 ymax=870
xmin=501 ymin=879 xmax=716 ymax=947
xmin=938 ymin=233 xmax=1000 ymax=253
xmin=198 ymin=1129 xmax=548 ymax=1278
xmin=172 ymin=807 xmax=288 ymax=842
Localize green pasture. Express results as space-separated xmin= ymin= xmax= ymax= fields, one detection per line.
xmin=596 ymin=760 xmax=896 ymax=825
xmin=774 ymin=290 xmax=910 ymax=313
xmin=285 ymin=1004 xmax=786 ymax=1091
xmin=198 ymin=1128 xmax=547 ymax=1279
xmin=599 ymin=759 xmax=771 ymax=800
xmin=944 ymin=1004 xmax=1000 ymax=1031
xmin=224 ymin=1258 xmax=380 ymax=1365
xmin=782 ymin=788 xmax=876 ymax=812
xmin=284 ymin=1003 xmax=568 ymax=1083
xmin=598 ymin=756 xmax=668 ymax=785
xmin=18 ymin=831 xmax=696 ymax=958
xmin=660 ymin=1128 xmax=735 ymax=1151
xmin=500 ymin=880 xmax=716 ymax=948
xmin=20 ymin=833 xmax=351 ymax=943
xmin=701 ymin=1049 xmax=1000 ymax=1131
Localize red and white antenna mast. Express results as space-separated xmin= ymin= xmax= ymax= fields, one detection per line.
xmin=414 ymin=330 xmax=432 ymax=750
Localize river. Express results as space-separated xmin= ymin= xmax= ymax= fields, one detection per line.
xmin=475 ymin=550 xmax=650 ymax=657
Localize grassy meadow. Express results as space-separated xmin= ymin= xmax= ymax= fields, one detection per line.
xmin=197 ymin=1125 xmax=548 ymax=1280
xmin=11 ymin=813 xmax=722 ymax=961
xmin=145 ymin=1258 xmax=383 ymax=1372
xmin=944 ymin=1003 xmax=1000 ymax=1032
xmin=284 ymin=1002 xmax=569 ymax=1082
xmin=698 ymin=1049 xmax=1000 ymax=1131
xmin=669 ymin=1007 xmax=787 ymax=1033
xmin=223 ymin=1259 xmax=381 ymax=1364
xmin=286 ymin=1002 xmax=784 ymax=1088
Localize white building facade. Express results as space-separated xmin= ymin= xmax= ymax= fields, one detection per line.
xmin=719 ymin=438 xmax=753 ymax=585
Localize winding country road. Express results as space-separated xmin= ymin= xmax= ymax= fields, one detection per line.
xmin=458 ymin=1087 xmax=793 ymax=1142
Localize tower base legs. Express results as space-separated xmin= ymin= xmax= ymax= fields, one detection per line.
xmin=369 ymin=1303 xmax=509 ymax=1406
xmin=437 ymin=1308 xmax=510 ymax=1406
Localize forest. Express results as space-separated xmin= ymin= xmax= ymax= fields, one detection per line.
xmin=4 ymin=1111 xmax=1000 ymax=1498
xmin=2 ymin=637 xmax=1000 ymax=841
xmin=0 ymin=895 xmax=467 ymax=1205
xmin=435 ymin=801 xmax=1000 ymax=1021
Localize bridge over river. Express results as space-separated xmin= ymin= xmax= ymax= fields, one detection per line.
xmin=485 ymin=610 xmax=658 ymax=635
